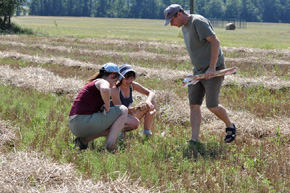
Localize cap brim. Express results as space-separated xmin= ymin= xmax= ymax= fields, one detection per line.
xmin=164 ymin=19 xmax=171 ymax=26
xmin=118 ymin=69 xmax=136 ymax=81
xmin=119 ymin=73 xmax=125 ymax=78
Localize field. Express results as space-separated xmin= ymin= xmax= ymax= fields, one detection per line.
xmin=0 ymin=16 xmax=290 ymax=192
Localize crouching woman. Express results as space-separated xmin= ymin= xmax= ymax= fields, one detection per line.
xmin=111 ymin=64 xmax=157 ymax=136
xmin=69 ymin=63 xmax=128 ymax=151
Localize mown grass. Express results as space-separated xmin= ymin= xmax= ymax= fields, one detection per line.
xmin=1 ymin=38 xmax=289 ymax=81
xmin=1 ymin=83 xmax=289 ymax=192
xmin=12 ymin=16 xmax=290 ymax=49
xmin=1 ymin=17 xmax=289 ymax=191
xmin=0 ymin=56 xmax=289 ymax=120
xmin=0 ymin=55 xmax=289 ymax=121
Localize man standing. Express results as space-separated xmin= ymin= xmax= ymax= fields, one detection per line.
xmin=164 ymin=4 xmax=236 ymax=143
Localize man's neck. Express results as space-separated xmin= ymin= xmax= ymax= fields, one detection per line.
xmin=183 ymin=14 xmax=191 ymax=25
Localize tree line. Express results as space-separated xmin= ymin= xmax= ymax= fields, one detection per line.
xmin=0 ymin=0 xmax=26 ymax=30
xmin=1 ymin=0 xmax=290 ymax=27
xmin=28 ymin=0 xmax=290 ymax=23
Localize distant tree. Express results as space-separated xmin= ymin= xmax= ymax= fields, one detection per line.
xmin=280 ymin=0 xmax=290 ymax=22
xmin=204 ymin=0 xmax=226 ymax=18
xmin=28 ymin=0 xmax=290 ymax=23
xmin=0 ymin=0 xmax=25 ymax=30
xmin=225 ymin=0 xmax=242 ymax=19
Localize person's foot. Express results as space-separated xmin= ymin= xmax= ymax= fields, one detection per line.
xmin=224 ymin=124 xmax=237 ymax=143
xmin=118 ymin=132 xmax=125 ymax=141
xmin=142 ymin=129 xmax=152 ymax=136
xmin=187 ymin=139 xmax=205 ymax=156
xmin=187 ymin=139 xmax=202 ymax=149
xmin=74 ymin=137 xmax=88 ymax=150
xmin=106 ymin=148 xmax=116 ymax=154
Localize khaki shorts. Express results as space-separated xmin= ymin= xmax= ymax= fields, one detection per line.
xmin=69 ymin=105 xmax=122 ymax=138
xmin=188 ymin=76 xmax=224 ymax=108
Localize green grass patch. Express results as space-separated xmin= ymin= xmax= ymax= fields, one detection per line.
xmin=221 ymin=85 xmax=290 ymax=118
xmin=12 ymin=16 xmax=290 ymax=49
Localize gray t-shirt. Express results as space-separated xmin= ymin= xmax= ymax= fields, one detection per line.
xmin=182 ymin=14 xmax=224 ymax=75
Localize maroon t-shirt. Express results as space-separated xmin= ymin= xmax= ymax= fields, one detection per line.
xmin=69 ymin=81 xmax=104 ymax=116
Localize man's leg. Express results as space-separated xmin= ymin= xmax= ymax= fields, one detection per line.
xmin=203 ymin=76 xmax=236 ymax=142
xmin=209 ymin=105 xmax=235 ymax=142
xmin=190 ymin=104 xmax=202 ymax=142
xmin=188 ymin=82 xmax=205 ymax=142
xmin=208 ymin=105 xmax=233 ymax=128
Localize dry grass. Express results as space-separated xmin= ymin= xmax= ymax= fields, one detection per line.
xmin=0 ymin=120 xmax=155 ymax=193
xmin=0 ymin=153 xmax=155 ymax=193
xmin=225 ymin=75 xmax=290 ymax=90
xmin=0 ymin=66 xmax=289 ymax=141
xmin=0 ymin=65 xmax=83 ymax=96
xmin=0 ymin=120 xmax=18 ymax=151
xmin=1 ymin=50 xmax=290 ymax=91
xmin=223 ymin=46 xmax=290 ymax=61
xmin=1 ymin=37 xmax=290 ymax=74
xmin=0 ymin=40 xmax=188 ymax=69
xmin=1 ymin=33 xmax=290 ymax=192
xmin=1 ymin=35 xmax=290 ymax=60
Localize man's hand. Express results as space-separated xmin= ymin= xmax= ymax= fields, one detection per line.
xmin=205 ymin=67 xmax=215 ymax=79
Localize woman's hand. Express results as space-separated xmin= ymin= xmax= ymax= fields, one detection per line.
xmin=145 ymin=100 xmax=154 ymax=110
xmin=105 ymin=104 xmax=110 ymax=112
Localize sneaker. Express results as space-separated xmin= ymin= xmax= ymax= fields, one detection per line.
xmin=118 ymin=132 xmax=125 ymax=141
xmin=106 ymin=147 xmax=116 ymax=154
xmin=142 ymin=129 xmax=152 ymax=136
xmin=74 ymin=137 xmax=88 ymax=150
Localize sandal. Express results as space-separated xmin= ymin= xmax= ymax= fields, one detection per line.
xmin=224 ymin=124 xmax=236 ymax=143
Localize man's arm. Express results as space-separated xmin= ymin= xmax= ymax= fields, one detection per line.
xmin=205 ymin=34 xmax=220 ymax=79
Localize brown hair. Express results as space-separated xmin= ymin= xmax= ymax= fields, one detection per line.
xmin=116 ymin=71 xmax=136 ymax=87
xmin=179 ymin=8 xmax=186 ymax=14
xmin=86 ymin=67 xmax=111 ymax=84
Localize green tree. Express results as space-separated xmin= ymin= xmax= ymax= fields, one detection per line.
xmin=204 ymin=0 xmax=226 ymax=18
xmin=0 ymin=0 xmax=25 ymax=30
xmin=28 ymin=0 xmax=290 ymax=23
xmin=225 ymin=0 xmax=242 ymax=19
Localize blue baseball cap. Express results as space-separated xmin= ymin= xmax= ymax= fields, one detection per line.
xmin=102 ymin=63 xmax=125 ymax=78
xmin=164 ymin=4 xmax=181 ymax=26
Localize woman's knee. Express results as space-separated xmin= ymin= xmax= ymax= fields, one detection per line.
xmin=131 ymin=117 xmax=140 ymax=130
xmin=127 ymin=115 xmax=140 ymax=129
xmin=119 ymin=105 xmax=128 ymax=115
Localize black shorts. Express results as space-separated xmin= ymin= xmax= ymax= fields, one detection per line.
xmin=188 ymin=76 xmax=224 ymax=108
